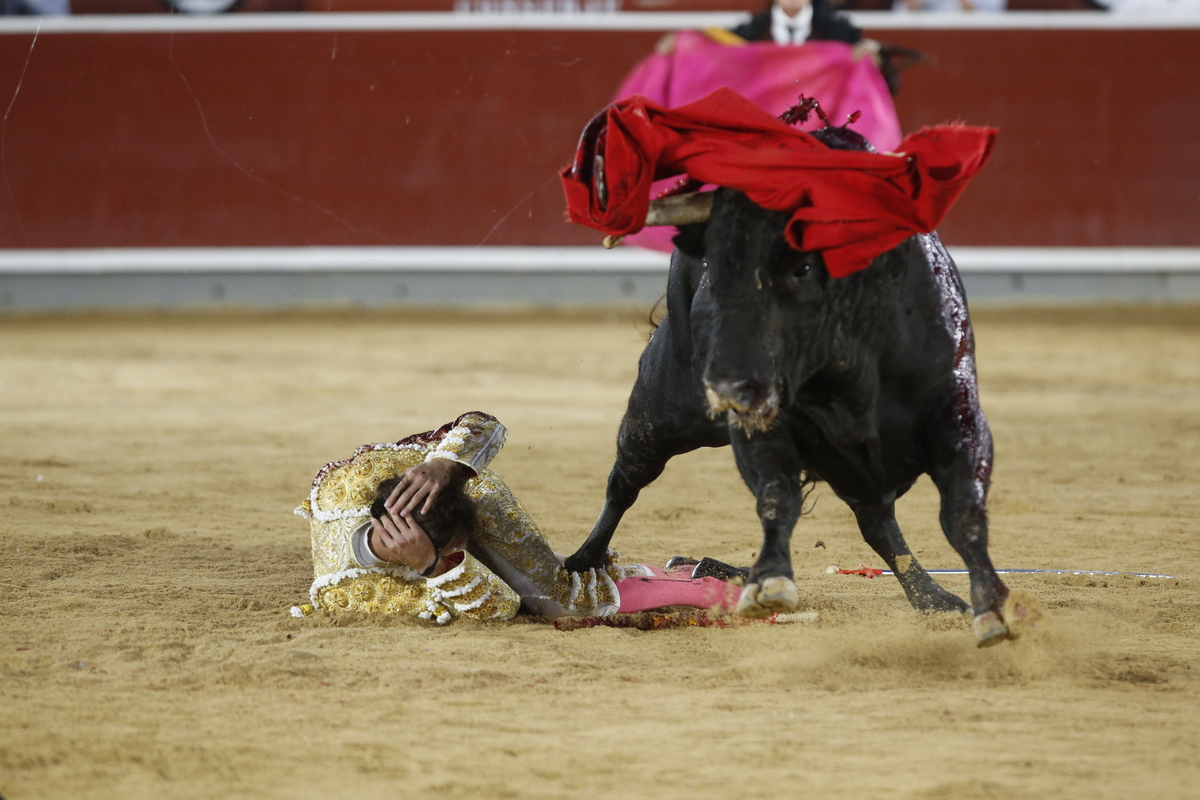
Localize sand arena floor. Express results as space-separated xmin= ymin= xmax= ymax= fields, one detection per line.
xmin=1 ymin=305 xmax=1198 ymax=800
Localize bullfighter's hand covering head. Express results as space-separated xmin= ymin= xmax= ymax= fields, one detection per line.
xmin=294 ymin=412 xmax=625 ymax=624
xmin=560 ymin=87 xmax=996 ymax=278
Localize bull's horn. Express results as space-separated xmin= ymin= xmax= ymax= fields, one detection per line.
xmin=645 ymin=191 xmax=714 ymax=227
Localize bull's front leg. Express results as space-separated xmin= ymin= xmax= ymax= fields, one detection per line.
xmin=566 ymin=309 xmax=726 ymax=574
xmin=852 ymin=503 xmax=969 ymax=614
xmin=729 ymin=428 xmax=805 ymax=617
xmin=563 ymin=413 xmax=674 ymax=574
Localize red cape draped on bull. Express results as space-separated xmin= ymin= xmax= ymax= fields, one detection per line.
xmin=560 ymin=88 xmax=997 ymax=278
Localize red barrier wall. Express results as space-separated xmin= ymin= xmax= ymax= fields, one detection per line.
xmin=0 ymin=22 xmax=1196 ymax=249
xmin=878 ymin=27 xmax=1200 ymax=248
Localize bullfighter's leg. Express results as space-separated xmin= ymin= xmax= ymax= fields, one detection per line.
xmin=931 ymin=401 xmax=1016 ymax=646
xmin=851 ymin=503 xmax=969 ymax=614
xmin=615 ymin=574 xmax=739 ymax=613
xmin=729 ymin=429 xmax=805 ymax=617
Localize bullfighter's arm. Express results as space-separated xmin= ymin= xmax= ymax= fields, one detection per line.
xmin=387 ymin=412 xmax=509 ymax=516
xmin=424 ymin=411 xmax=508 ymax=475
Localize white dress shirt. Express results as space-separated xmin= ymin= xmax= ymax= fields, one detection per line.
xmin=771 ymin=3 xmax=815 ymax=45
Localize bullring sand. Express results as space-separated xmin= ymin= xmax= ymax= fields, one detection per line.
xmin=1 ymin=306 xmax=1198 ymax=799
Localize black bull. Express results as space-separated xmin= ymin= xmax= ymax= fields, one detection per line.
xmin=563 ymin=189 xmax=1022 ymax=646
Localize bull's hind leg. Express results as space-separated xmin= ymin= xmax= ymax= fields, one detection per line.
xmin=936 ymin=485 xmax=1014 ymax=646
xmin=931 ymin=403 xmax=1017 ymax=646
xmin=852 ymin=503 xmax=969 ymax=614
xmin=730 ymin=430 xmax=805 ymax=618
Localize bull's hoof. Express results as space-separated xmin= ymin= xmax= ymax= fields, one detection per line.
xmin=736 ymin=577 xmax=800 ymax=619
xmin=972 ymin=610 xmax=1012 ymax=648
xmin=562 ymin=553 xmax=603 ymax=575
xmin=972 ymin=590 xmax=1041 ymax=647
xmin=911 ymin=587 xmax=971 ymax=615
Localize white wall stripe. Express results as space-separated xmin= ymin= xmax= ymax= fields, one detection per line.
xmin=1 ymin=246 xmax=1198 ymax=274
xmin=0 ymin=246 xmax=672 ymax=274
xmin=950 ymin=247 xmax=1200 ymax=273
xmin=0 ymin=11 xmax=1197 ymax=36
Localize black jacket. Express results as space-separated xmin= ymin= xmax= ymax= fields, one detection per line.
xmin=730 ymin=1 xmax=862 ymax=46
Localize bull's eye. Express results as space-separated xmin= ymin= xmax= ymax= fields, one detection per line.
xmin=784 ymin=262 xmax=814 ymax=294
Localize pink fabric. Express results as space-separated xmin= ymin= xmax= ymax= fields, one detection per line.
xmin=610 ymin=31 xmax=903 ymax=253
xmin=615 ymin=574 xmax=740 ymax=613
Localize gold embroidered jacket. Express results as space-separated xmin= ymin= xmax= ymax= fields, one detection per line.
xmin=294 ymin=412 xmax=622 ymax=624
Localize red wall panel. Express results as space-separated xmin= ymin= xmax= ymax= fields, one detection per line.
xmin=0 ymin=29 xmax=659 ymax=248
xmin=874 ymin=27 xmax=1200 ymax=247
xmin=0 ymin=24 xmax=1196 ymax=249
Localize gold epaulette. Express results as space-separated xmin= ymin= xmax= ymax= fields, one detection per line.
xmin=702 ymin=26 xmax=747 ymax=46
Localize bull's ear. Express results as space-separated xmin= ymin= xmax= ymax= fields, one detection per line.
xmin=671 ymin=223 xmax=707 ymax=259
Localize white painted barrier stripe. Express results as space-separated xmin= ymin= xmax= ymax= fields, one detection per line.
xmin=0 ymin=246 xmax=672 ymax=274
xmin=950 ymin=247 xmax=1200 ymax=273
xmin=0 ymin=12 xmax=742 ymax=34
xmin=1 ymin=246 xmax=1199 ymax=275
xmin=854 ymin=10 xmax=1200 ymax=29
xmin=0 ymin=11 xmax=1198 ymax=36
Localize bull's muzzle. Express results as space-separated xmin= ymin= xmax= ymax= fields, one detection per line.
xmin=703 ymin=376 xmax=780 ymax=432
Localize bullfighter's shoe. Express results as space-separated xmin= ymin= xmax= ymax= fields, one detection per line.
xmin=691 ymin=557 xmax=750 ymax=583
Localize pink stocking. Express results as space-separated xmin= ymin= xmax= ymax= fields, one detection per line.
xmin=615 ymin=572 xmax=740 ymax=613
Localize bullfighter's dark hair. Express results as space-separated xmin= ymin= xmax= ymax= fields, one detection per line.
xmin=370 ymin=476 xmax=477 ymax=552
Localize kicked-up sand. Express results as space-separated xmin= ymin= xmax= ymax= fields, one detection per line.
xmin=1 ymin=305 xmax=1198 ymax=800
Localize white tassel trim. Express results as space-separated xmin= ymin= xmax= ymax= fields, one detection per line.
xmin=436 ymin=574 xmax=483 ymax=599
xmin=598 ymin=569 xmax=618 ymax=607
xmin=308 ymin=504 xmax=371 ymax=524
xmin=426 ymin=423 xmax=473 ymax=465
xmin=586 ymin=569 xmax=598 ymax=609
xmin=417 ymin=598 xmax=452 ymax=625
xmin=426 ymin=561 xmax=468 ymax=588
xmin=452 ymin=595 xmax=490 ymax=612
xmin=568 ymin=571 xmax=583 ymax=607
